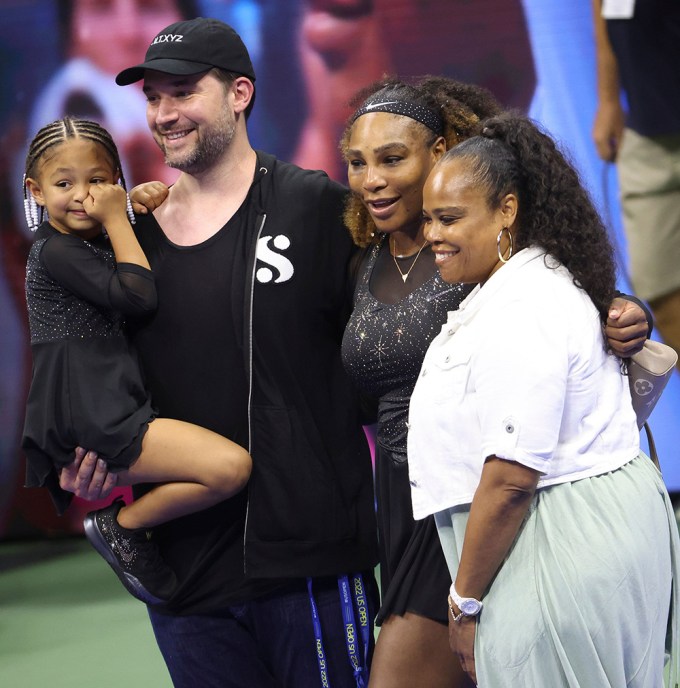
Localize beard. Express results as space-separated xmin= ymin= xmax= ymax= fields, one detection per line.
xmin=159 ymin=109 xmax=236 ymax=175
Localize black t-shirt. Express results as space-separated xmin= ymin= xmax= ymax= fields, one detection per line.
xmin=132 ymin=210 xmax=249 ymax=444
xmin=129 ymin=201 xmax=282 ymax=612
xmin=607 ymin=0 xmax=680 ymax=136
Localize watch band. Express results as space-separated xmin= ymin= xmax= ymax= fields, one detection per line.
xmin=449 ymin=583 xmax=483 ymax=618
xmin=447 ymin=596 xmax=465 ymax=623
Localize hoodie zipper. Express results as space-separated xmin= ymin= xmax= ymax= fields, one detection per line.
xmin=242 ymin=211 xmax=267 ymax=574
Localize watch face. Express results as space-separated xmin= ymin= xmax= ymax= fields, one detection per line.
xmin=460 ymin=599 xmax=482 ymax=616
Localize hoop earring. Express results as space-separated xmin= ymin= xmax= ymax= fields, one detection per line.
xmin=496 ymin=226 xmax=513 ymax=263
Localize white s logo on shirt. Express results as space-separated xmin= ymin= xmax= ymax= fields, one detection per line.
xmin=256 ymin=235 xmax=294 ymax=284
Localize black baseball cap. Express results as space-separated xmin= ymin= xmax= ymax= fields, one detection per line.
xmin=115 ymin=17 xmax=256 ymax=86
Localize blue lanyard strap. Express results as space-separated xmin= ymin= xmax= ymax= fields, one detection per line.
xmin=307 ymin=574 xmax=371 ymax=688
xmin=307 ymin=577 xmax=331 ymax=688
xmin=338 ymin=574 xmax=370 ymax=688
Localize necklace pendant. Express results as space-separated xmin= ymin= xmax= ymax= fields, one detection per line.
xmin=390 ymin=234 xmax=429 ymax=285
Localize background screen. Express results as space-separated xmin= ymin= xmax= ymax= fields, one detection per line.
xmin=1 ymin=0 xmax=677 ymax=538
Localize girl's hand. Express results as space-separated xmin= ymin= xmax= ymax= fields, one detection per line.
xmin=83 ymin=183 xmax=127 ymax=226
xmin=449 ymin=606 xmax=478 ymax=685
xmin=129 ymin=181 xmax=169 ymax=214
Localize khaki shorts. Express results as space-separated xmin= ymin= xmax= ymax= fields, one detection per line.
xmin=618 ymin=127 xmax=680 ymax=301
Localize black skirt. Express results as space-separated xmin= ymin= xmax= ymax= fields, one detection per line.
xmin=374 ymin=444 xmax=452 ymax=626
xmin=22 ymin=336 xmax=156 ymax=515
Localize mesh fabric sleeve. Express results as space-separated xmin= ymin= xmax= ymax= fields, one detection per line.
xmin=40 ymin=233 xmax=157 ymax=316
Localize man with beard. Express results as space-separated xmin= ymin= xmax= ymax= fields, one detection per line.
xmin=59 ymin=17 xmax=378 ymax=688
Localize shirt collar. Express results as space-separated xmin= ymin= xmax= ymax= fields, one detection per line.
xmin=446 ymin=246 xmax=550 ymax=328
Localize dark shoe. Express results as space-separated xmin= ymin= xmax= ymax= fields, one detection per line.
xmin=83 ymin=497 xmax=177 ymax=605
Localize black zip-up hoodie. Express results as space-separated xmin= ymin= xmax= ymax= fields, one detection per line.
xmin=242 ymin=153 xmax=377 ymax=577
xmin=132 ymin=152 xmax=377 ymax=613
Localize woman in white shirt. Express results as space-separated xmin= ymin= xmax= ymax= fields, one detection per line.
xmin=407 ymin=113 xmax=679 ymax=687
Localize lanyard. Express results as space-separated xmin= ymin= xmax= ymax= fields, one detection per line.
xmin=338 ymin=574 xmax=370 ymax=688
xmin=307 ymin=574 xmax=370 ymax=688
xmin=307 ymin=577 xmax=331 ymax=688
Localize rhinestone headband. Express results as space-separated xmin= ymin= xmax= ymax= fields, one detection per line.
xmin=350 ymin=97 xmax=444 ymax=136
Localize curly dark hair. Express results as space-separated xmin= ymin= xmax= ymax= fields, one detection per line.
xmin=340 ymin=75 xmax=502 ymax=247
xmin=441 ymin=113 xmax=617 ymax=323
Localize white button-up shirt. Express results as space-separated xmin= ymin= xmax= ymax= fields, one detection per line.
xmin=408 ymin=247 xmax=640 ymax=520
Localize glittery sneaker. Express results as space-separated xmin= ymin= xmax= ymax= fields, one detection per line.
xmin=83 ymin=497 xmax=177 ymax=605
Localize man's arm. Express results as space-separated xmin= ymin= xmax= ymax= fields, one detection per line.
xmin=592 ymin=0 xmax=626 ymax=162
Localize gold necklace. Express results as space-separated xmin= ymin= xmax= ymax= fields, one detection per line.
xmin=390 ymin=235 xmax=429 ymax=283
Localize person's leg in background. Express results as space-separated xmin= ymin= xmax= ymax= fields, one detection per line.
xmin=618 ymin=128 xmax=680 ymax=371
xmin=648 ymin=289 xmax=680 ymax=370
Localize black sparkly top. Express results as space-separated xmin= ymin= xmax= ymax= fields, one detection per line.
xmin=22 ymin=222 xmax=158 ymax=514
xmin=26 ymin=223 xmax=157 ymax=343
xmin=341 ymin=239 xmax=470 ymax=457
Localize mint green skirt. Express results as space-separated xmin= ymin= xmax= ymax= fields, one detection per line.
xmin=435 ymin=455 xmax=680 ymax=687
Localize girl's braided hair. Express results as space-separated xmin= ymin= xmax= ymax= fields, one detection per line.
xmin=23 ymin=117 xmax=127 ymax=231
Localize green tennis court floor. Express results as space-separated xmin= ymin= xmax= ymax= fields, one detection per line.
xmin=3 ymin=499 xmax=680 ymax=688
xmin=0 ymin=538 xmax=171 ymax=688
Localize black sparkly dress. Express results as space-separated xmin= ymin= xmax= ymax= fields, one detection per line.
xmin=22 ymin=223 xmax=157 ymax=515
xmin=342 ymin=238 xmax=470 ymax=625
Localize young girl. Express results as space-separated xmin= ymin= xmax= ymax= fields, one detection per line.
xmin=21 ymin=117 xmax=252 ymax=605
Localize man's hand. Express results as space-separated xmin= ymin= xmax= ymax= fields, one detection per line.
xmin=606 ymin=297 xmax=649 ymax=356
xmin=592 ymin=100 xmax=625 ymax=162
xmin=129 ymin=181 xmax=170 ymax=214
xmin=59 ymin=447 xmax=117 ymax=500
